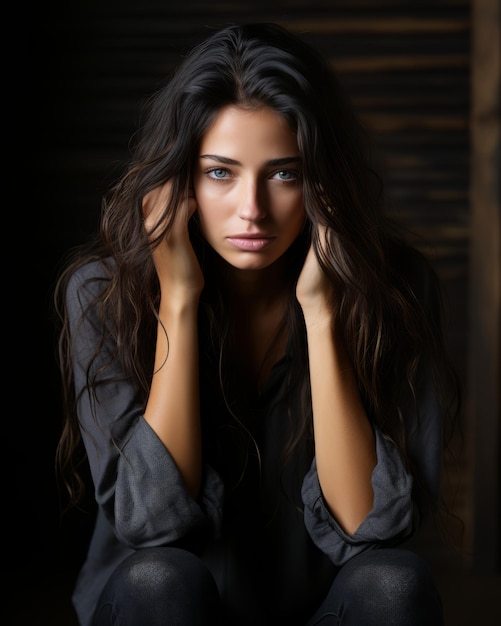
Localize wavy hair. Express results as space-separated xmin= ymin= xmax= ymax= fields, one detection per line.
xmin=54 ymin=22 xmax=459 ymax=516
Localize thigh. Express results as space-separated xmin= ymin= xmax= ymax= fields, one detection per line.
xmin=306 ymin=548 xmax=444 ymax=626
xmin=92 ymin=546 xmax=224 ymax=626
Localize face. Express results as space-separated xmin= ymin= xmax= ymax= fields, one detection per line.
xmin=192 ymin=105 xmax=305 ymax=272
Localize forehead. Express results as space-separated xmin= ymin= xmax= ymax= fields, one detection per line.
xmin=199 ymin=105 xmax=299 ymax=156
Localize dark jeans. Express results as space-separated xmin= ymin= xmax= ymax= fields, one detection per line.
xmin=92 ymin=546 xmax=444 ymax=625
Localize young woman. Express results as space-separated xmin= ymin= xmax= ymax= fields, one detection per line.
xmin=54 ymin=22 xmax=458 ymax=626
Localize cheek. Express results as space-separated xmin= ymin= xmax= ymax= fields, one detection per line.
xmin=192 ymin=174 xmax=205 ymax=206
xmin=193 ymin=180 xmax=214 ymax=226
xmin=281 ymin=196 xmax=306 ymax=232
xmin=194 ymin=177 xmax=228 ymax=213
xmin=194 ymin=197 xmax=225 ymax=242
xmin=195 ymin=204 xmax=213 ymax=237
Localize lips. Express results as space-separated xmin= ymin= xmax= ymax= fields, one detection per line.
xmin=227 ymin=234 xmax=275 ymax=251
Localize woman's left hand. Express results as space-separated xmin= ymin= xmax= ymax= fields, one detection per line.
xmin=296 ymin=226 xmax=335 ymax=325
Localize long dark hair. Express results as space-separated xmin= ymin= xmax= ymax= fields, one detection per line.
xmin=54 ymin=22 xmax=459 ymax=517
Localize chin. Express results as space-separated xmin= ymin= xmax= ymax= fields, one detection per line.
xmin=229 ymin=260 xmax=276 ymax=272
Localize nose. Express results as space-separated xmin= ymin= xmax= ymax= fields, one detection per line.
xmin=238 ymin=179 xmax=267 ymax=222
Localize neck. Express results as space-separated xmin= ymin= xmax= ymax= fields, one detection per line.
xmin=203 ymin=249 xmax=293 ymax=396
xmin=214 ymin=255 xmax=291 ymax=308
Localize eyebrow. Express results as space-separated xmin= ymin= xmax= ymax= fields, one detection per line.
xmin=200 ymin=154 xmax=302 ymax=167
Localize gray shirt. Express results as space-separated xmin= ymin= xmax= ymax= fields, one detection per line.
xmin=67 ymin=260 xmax=442 ymax=625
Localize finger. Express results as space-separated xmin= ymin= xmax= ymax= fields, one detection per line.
xmin=142 ymin=182 xmax=171 ymax=221
xmin=187 ymin=194 xmax=198 ymax=220
xmin=142 ymin=184 xmax=176 ymax=241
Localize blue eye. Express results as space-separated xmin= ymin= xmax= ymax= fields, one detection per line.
xmin=273 ymin=170 xmax=297 ymax=181
xmin=207 ymin=168 xmax=228 ymax=180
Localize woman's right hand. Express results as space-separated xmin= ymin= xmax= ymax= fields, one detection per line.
xmin=142 ymin=182 xmax=204 ymax=497
xmin=142 ymin=181 xmax=204 ymax=304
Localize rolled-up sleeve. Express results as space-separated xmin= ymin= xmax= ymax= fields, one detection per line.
xmin=113 ymin=418 xmax=223 ymax=546
xmin=302 ymin=428 xmax=415 ymax=565
xmin=67 ymin=261 xmax=224 ymax=549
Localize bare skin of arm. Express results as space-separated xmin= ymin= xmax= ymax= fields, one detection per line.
xmin=142 ymin=182 xmax=204 ymax=498
xmin=296 ymin=229 xmax=377 ymax=536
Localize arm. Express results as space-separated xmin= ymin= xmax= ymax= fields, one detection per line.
xmin=296 ymin=232 xmax=376 ymax=536
xmin=297 ymin=233 xmax=443 ymax=564
xmin=142 ymin=183 xmax=204 ymax=498
xmin=304 ymin=317 xmax=376 ymax=535
xmin=67 ymin=261 xmax=223 ymax=548
xmin=65 ymin=183 xmax=224 ymax=548
xmin=301 ymin=371 xmax=440 ymax=566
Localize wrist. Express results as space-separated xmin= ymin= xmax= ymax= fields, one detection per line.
xmin=302 ymin=306 xmax=335 ymax=332
xmin=158 ymin=291 xmax=200 ymax=319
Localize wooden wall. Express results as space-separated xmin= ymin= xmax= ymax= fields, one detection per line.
xmin=469 ymin=0 xmax=500 ymax=573
xmin=29 ymin=0 xmax=499 ymax=603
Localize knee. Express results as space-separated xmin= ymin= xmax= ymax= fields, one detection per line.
xmin=345 ymin=549 xmax=434 ymax=597
xmin=336 ymin=549 xmax=443 ymax=625
xmin=121 ymin=547 xmax=217 ymax=601
xmin=93 ymin=547 xmax=223 ymax=625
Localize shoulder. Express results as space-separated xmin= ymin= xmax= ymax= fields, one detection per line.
xmin=67 ymin=257 xmax=114 ymax=296
xmin=66 ymin=257 xmax=115 ymax=313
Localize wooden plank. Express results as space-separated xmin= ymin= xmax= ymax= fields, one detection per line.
xmin=469 ymin=0 xmax=501 ymax=573
xmin=283 ymin=17 xmax=470 ymax=33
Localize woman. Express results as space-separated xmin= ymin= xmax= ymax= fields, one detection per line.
xmin=54 ymin=22 xmax=458 ymax=625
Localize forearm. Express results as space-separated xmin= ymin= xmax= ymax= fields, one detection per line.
xmin=305 ymin=315 xmax=376 ymax=536
xmin=144 ymin=298 xmax=202 ymax=498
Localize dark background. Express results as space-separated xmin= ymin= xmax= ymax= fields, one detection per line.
xmin=10 ymin=0 xmax=499 ymax=623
